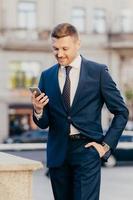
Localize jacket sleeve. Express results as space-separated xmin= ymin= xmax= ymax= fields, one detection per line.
xmin=33 ymin=71 xmax=50 ymax=129
xmin=100 ymin=65 xmax=129 ymax=151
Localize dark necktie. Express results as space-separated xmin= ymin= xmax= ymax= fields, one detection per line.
xmin=62 ymin=66 xmax=72 ymax=113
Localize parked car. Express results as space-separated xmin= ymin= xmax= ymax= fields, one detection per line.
xmin=104 ymin=130 xmax=133 ymax=167
xmin=125 ymin=120 xmax=133 ymax=131
xmin=4 ymin=129 xmax=48 ymax=143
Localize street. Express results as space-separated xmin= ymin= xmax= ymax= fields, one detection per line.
xmin=3 ymin=150 xmax=133 ymax=200
xmin=33 ymin=167 xmax=133 ymax=200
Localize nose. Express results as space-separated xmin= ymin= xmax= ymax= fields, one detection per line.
xmin=57 ymin=49 xmax=64 ymax=58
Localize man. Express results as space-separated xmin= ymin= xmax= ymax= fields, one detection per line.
xmin=31 ymin=23 xmax=129 ymax=200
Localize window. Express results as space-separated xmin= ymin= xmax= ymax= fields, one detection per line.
xmin=120 ymin=10 xmax=133 ymax=33
xmin=18 ymin=1 xmax=36 ymax=29
xmin=71 ymin=7 xmax=86 ymax=33
xmin=93 ymin=8 xmax=106 ymax=33
xmin=9 ymin=61 xmax=41 ymax=89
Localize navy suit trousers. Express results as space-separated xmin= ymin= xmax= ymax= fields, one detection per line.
xmin=49 ymin=138 xmax=101 ymax=200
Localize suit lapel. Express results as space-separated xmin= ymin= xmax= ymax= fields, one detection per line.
xmin=53 ymin=64 xmax=67 ymax=112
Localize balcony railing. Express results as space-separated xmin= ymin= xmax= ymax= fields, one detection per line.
xmin=107 ymin=32 xmax=133 ymax=49
xmin=0 ymin=27 xmax=51 ymax=40
xmin=0 ymin=28 xmax=51 ymax=51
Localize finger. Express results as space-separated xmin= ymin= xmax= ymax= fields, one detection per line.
xmin=42 ymin=98 xmax=49 ymax=106
xmin=32 ymin=91 xmax=41 ymax=101
xmin=34 ymin=94 xmax=46 ymax=103
xmin=39 ymin=96 xmax=49 ymax=103
xmin=84 ymin=142 xmax=93 ymax=148
xmin=43 ymin=95 xmax=49 ymax=101
xmin=31 ymin=92 xmax=36 ymax=99
xmin=40 ymin=98 xmax=48 ymax=104
xmin=40 ymin=97 xmax=49 ymax=105
xmin=36 ymin=93 xmax=45 ymax=101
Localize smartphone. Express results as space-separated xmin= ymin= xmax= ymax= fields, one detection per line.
xmin=29 ymin=87 xmax=42 ymax=97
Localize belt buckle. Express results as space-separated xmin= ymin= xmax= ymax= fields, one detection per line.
xmin=75 ymin=134 xmax=80 ymax=139
xmin=70 ymin=134 xmax=80 ymax=140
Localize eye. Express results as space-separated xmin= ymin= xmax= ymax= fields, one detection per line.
xmin=63 ymin=48 xmax=68 ymax=51
xmin=53 ymin=47 xmax=58 ymax=51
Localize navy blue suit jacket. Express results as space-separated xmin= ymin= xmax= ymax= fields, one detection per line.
xmin=33 ymin=57 xmax=129 ymax=167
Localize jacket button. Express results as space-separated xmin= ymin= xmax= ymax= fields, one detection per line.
xmin=67 ymin=116 xmax=71 ymax=122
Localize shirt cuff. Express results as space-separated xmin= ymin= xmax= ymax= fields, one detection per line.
xmin=34 ymin=110 xmax=43 ymax=120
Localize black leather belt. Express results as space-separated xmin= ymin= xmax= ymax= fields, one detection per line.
xmin=69 ymin=134 xmax=89 ymax=140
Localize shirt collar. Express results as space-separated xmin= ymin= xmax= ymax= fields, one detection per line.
xmin=60 ymin=55 xmax=81 ymax=70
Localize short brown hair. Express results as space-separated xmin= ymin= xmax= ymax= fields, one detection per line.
xmin=51 ymin=23 xmax=79 ymax=39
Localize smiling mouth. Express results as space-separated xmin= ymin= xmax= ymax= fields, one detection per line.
xmin=58 ymin=57 xmax=65 ymax=60
xmin=57 ymin=58 xmax=66 ymax=62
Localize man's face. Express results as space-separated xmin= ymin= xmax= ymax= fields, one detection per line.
xmin=51 ymin=36 xmax=80 ymax=66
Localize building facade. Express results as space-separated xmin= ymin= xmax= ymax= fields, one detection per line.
xmin=0 ymin=0 xmax=133 ymax=142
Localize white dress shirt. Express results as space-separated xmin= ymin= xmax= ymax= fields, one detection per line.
xmin=35 ymin=55 xmax=82 ymax=135
xmin=59 ymin=55 xmax=81 ymax=135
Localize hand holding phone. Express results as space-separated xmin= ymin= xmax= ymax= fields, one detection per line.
xmin=30 ymin=87 xmax=49 ymax=114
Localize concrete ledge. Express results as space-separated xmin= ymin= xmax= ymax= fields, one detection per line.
xmin=0 ymin=152 xmax=43 ymax=171
xmin=0 ymin=152 xmax=43 ymax=200
xmin=0 ymin=143 xmax=47 ymax=151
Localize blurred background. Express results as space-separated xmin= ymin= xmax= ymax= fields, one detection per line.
xmin=0 ymin=0 xmax=133 ymax=143
xmin=0 ymin=0 xmax=133 ymax=160
xmin=0 ymin=1 xmax=133 ymax=199
xmin=0 ymin=0 xmax=133 ymax=142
